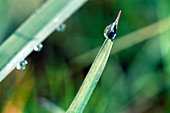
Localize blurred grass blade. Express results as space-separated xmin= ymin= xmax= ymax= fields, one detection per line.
xmin=1 ymin=70 xmax=34 ymax=113
xmin=0 ymin=0 xmax=87 ymax=82
xmin=39 ymin=97 xmax=65 ymax=113
xmin=66 ymin=39 xmax=113 ymax=112
xmin=71 ymin=16 xmax=170 ymax=68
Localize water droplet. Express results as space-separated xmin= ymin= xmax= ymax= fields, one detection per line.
xmin=54 ymin=18 xmax=59 ymax=23
xmin=16 ymin=60 xmax=28 ymax=70
xmin=104 ymin=22 xmax=117 ymax=39
xmin=104 ymin=10 xmax=121 ymax=40
xmin=34 ymin=43 xmax=43 ymax=52
xmin=56 ymin=24 xmax=66 ymax=32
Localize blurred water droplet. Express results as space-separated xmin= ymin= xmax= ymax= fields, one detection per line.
xmin=54 ymin=18 xmax=59 ymax=23
xmin=56 ymin=24 xmax=66 ymax=32
xmin=104 ymin=22 xmax=117 ymax=39
xmin=34 ymin=43 xmax=43 ymax=52
xmin=16 ymin=60 xmax=28 ymax=70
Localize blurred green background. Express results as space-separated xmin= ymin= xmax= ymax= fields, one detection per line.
xmin=0 ymin=0 xmax=170 ymax=113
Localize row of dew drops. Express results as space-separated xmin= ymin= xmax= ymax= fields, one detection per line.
xmin=16 ymin=23 xmax=66 ymax=70
xmin=16 ymin=14 xmax=117 ymax=70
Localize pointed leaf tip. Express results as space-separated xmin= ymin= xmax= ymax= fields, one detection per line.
xmin=115 ymin=10 xmax=121 ymax=24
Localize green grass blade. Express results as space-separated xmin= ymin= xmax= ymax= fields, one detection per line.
xmin=0 ymin=0 xmax=87 ymax=82
xmin=71 ymin=16 xmax=170 ymax=68
xmin=40 ymin=97 xmax=65 ymax=113
xmin=66 ymin=39 xmax=113 ymax=113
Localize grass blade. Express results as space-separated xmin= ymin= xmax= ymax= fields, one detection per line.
xmin=71 ymin=16 xmax=170 ymax=68
xmin=0 ymin=0 xmax=87 ymax=82
xmin=1 ymin=70 xmax=34 ymax=113
xmin=66 ymin=39 xmax=113 ymax=112
xmin=39 ymin=97 xmax=65 ymax=113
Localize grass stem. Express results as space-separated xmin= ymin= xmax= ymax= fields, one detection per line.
xmin=66 ymin=39 xmax=113 ymax=112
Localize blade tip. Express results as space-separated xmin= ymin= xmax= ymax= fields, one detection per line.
xmin=115 ymin=10 xmax=122 ymax=23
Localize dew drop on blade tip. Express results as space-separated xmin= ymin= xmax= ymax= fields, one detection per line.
xmin=34 ymin=43 xmax=43 ymax=52
xmin=56 ymin=24 xmax=66 ymax=32
xmin=104 ymin=10 xmax=121 ymax=40
xmin=104 ymin=23 xmax=117 ymax=39
xmin=16 ymin=60 xmax=28 ymax=70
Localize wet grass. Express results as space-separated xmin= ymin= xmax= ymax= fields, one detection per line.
xmin=1 ymin=0 xmax=170 ymax=113
xmin=67 ymin=39 xmax=113 ymax=112
xmin=0 ymin=0 xmax=87 ymax=82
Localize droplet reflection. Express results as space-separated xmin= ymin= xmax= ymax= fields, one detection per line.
xmin=56 ymin=24 xmax=66 ymax=32
xmin=34 ymin=43 xmax=43 ymax=52
xmin=16 ymin=60 xmax=28 ymax=70
xmin=104 ymin=23 xmax=117 ymax=39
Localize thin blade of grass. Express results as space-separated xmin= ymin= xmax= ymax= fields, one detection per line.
xmin=1 ymin=70 xmax=34 ymax=113
xmin=0 ymin=0 xmax=45 ymax=44
xmin=157 ymin=1 xmax=170 ymax=112
xmin=0 ymin=0 xmax=87 ymax=82
xmin=39 ymin=97 xmax=65 ymax=113
xmin=71 ymin=16 xmax=170 ymax=68
xmin=66 ymin=39 xmax=113 ymax=113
